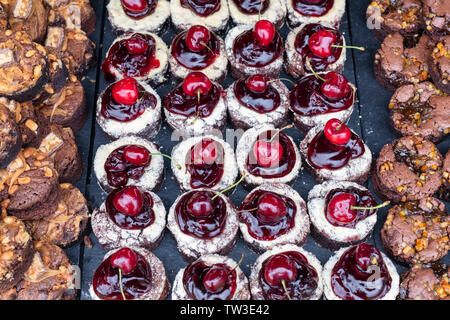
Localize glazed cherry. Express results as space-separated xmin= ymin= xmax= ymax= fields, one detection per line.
xmin=252 ymin=140 xmax=283 ymax=167
xmin=186 ymin=25 xmax=211 ymax=52
xmin=110 ymin=248 xmax=138 ymax=274
xmin=182 ymin=72 xmax=212 ymax=97
xmin=253 ymin=20 xmax=276 ymax=47
xmin=264 ymin=254 xmax=297 ymax=287
xmin=327 ymin=193 xmax=357 ymax=224
xmin=321 ymin=72 xmax=351 ymax=101
xmin=257 ymin=192 xmax=287 ymax=223
xmin=121 ymin=0 xmax=148 ymax=13
xmin=203 ymin=266 xmax=228 ymax=292
xmin=324 ymin=119 xmax=351 ymax=146
xmin=112 ymin=78 xmax=139 ymax=105
xmin=355 ymin=243 xmax=380 ymax=270
xmin=191 ymin=139 xmax=217 ymax=165
xmin=245 ymin=75 xmax=268 ymax=93
xmin=123 ymin=145 xmax=150 ymax=166
xmin=308 ymin=30 xmax=337 ymax=58
xmin=126 ymin=34 xmax=149 ymax=55
xmin=113 ymin=186 xmax=144 ymax=217
xmin=186 ymin=192 xmax=215 ymax=217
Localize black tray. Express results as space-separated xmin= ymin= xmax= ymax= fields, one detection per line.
xmin=74 ymin=0 xmax=450 ymax=300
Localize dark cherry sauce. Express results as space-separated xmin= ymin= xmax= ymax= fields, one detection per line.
xmin=101 ymin=83 xmax=157 ymax=122
xmin=292 ymin=0 xmax=334 ymax=17
xmin=171 ymin=31 xmax=220 ymax=70
xmin=307 ymin=130 xmax=365 ymax=170
xmin=234 ymin=78 xmax=280 ymax=113
xmin=239 ymin=191 xmax=296 ymax=241
xmin=231 ymin=0 xmax=269 ymax=14
xmin=331 ymin=245 xmax=392 ymax=300
xmin=101 ymin=34 xmax=160 ymax=80
xmin=93 ymin=251 xmax=152 ymax=300
xmin=104 ymin=146 xmax=151 ymax=188
xmin=290 ymin=74 xmax=354 ymax=116
xmin=180 ymin=0 xmax=221 ymax=16
xmin=105 ymin=189 xmax=155 ymax=230
xmin=175 ymin=191 xmax=227 ymax=239
xmin=294 ymin=23 xmax=343 ymax=72
xmin=233 ymin=29 xmax=284 ymax=68
xmin=325 ymin=188 xmax=377 ymax=228
xmin=183 ymin=262 xmax=237 ymax=300
xmin=259 ymin=251 xmax=319 ymax=300
xmin=122 ymin=0 xmax=158 ymax=19
xmin=246 ymin=131 xmax=296 ymax=178
xmin=163 ymin=83 xmax=221 ymax=118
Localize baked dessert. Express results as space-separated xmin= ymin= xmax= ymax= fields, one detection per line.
xmin=5 ymin=0 xmax=48 ymax=43
xmin=91 ymin=186 xmax=166 ymax=251
xmin=107 ymin=0 xmax=170 ymax=35
xmin=226 ymin=75 xmax=290 ymax=130
xmin=429 ymin=36 xmax=450 ymax=94
xmin=93 ymin=135 xmax=164 ymax=193
xmin=398 ymin=262 xmax=450 ymax=300
xmin=286 ymin=0 xmax=345 ymax=28
xmin=170 ymin=0 xmax=229 ymax=33
xmin=366 ymin=0 xmax=423 ymax=41
xmin=228 ymin=0 xmax=287 ymax=29
xmin=225 ymin=21 xmax=284 ymax=79
xmin=0 ymin=103 xmax=22 ymax=169
xmin=163 ymin=72 xmax=226 ymax=137
xmin=170 ymin=135 xmax=238 ymax=192
xmin=89 ymin=247 xmax=169 ymax=300
xmin=167 ymin=189 xmax=239 ymax=261
xmin=323 ymin=243 xmax=400 ymax=300
xmin=374 ymin=33 xmax=432 ymax=91
xmin=236 ymin=125 xmax=301 ymax=188
xmin=285 ymin=23 xmax=346 ymax=78
xmin=290 ymin=71 xmax=356 ymax=132
xmin=96 ymin=77 xmax=161 ymax=140
xmin=381 ymin=198 xmax=449 ymax=265
xmin=299 ymin=119 xmax=372 ymax=184
xmin=372 ymin=135 xmax=443 ymax=203
xmin=238 ymin=183 xmax=310 ymax=253
xmin=172 ymin=254 xmax=251 ymax=300
xmin=46 ymin=0 xmax=96 ymax=36
xmin=438 ymin=150 xmax=450 ymax=201
xmin=423 ymin=0 xmax=450 ymax=39
xmin=102 ymin=32 xmax=168 ymax=86
xmin=249 ymin=244 xmax=323 ymax=300
xmin=0 ymin=3 xmax=8 ymax=31
xmin=169 ymin=25 xmax=228 ymax=83
xmin=389 ymin=82 xmax=450 ymax=142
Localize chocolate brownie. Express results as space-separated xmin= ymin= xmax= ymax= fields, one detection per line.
xmin=286 ymin=0 xmax=346 ymax=28
xmin=438 ymin=150 xmax=450 ymax=201
xmin=46 ymin=0 xmax=96 ymax=36
xmin=228 ymin=0 xmax=286 ymax=30
xmin=389 ymin=82 xmax=450 ymax=142
xmin=373 ymin=135 xmax=443 ymax=203
xmin=381 ymin=198 xmax=449 ymax=265
xmin=429 ymin=36 xmax=450 ymax=94
xmin=374 ymin=33 xmax=432 ymax=91
xmin=0 ymin=103 xmax=22 ymax=169
xmin=6 ymin=0 xmax=48 ymax=43
xmin=423 ymin=0 xmax=450 ymax=39
xmin=0 ymin=3 xmax=8 ymax=31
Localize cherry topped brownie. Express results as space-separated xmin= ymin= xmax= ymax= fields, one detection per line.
xmin=46 ymin=0 xmax=96 ymax=36
xmin=290 ymin=71 xmax=356 ymax=132
xmin=286 ymin=23 xmax=346 ymax=78
xmin=286 ymin=0 xmax=345 ymax=28
xmin=172 ymin=254 xmax=251 ymax=300
xmin=228 ymin=0 xmax=287 ymax=30
xmin=96 ymin=77 xmax=162 ymax=140
xmin=90 ymin=247 xmax=169 ymax=300
xmin=438 ymin=150 xmax=450 ymax=201
xmin=389 ymin=82 xmax=449 ymax=142
xmin=107 ymin=0 xmax=170 ymax=34
xmin=423 ymin=0 xmax=450 ymax=39
xmin=171 ymin=135 xmax=238 ymax=192
xmin=163 ymin=72 xmax=226 ymax=137
xmin=249 ymin=244 xmax=324 ymax=300
xmin=299 ymin=119 xmax=372 ymax=184
xmin=238 ymin=183 xmax=310 ymax=253
xmin=381 ymin=198 xmax=449 ymax=265
xmin=92 ymin=186 xmax=166 ymax=251
xmin=169 ymin=25 xmax=228 ymax=83
xmin=372 ymin=135 xmax=443 ymax=203
xmin=429 ymin=36 xmax=450 ymax=94
xmin=5 ymin=0 xmax=48 ymax=43
xmin=225 ymin=21 xmax=284 ymax=78
xmin=167 ymin=188 xmax=239 ymax=262
xmin=323 ymin=243 xmax=400 ymax=300
xmin=102 ymin=32 xmax=168 ymax=86
xmin=226 ymin=75 xmax=290 ymax=130
xmin=236 ymin=125 xmax=302 ymax=188
xmin=93 ymin=135 xmax=164 ymax=193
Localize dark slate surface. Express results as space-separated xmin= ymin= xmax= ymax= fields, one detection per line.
xmin=74 ymin=0 xmax=449 ymax=300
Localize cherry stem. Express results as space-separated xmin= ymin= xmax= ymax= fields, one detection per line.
xmin=266 ymin=78 xmax=296 ymax=86
xmin=281 ymin=279 xmax=291 ymax=300
xmin=211 ymin=172 xmax=246 ymax=200
xmin=231 ymin=253 xmax=245 ymax=272
xmin=258 ymin=0 xmax=264 ymax=20
xmin=118 ymin=268 xmax=127 ymax=301
xmin=269 ymin=124 xmax=293 ymax=142
xmin=199 ymin=41 xmax=216 ymax=55
xmin=332 ymin=44 xmax=365 ymax=51
xmin=236 ymin=207 xmax=258 ymax=213
xmin=306 ymin=59 xmax=326 ymax=82
xmin=351 ymin=200 xmax=390 ymax=211
xmin=149 ymin=153 xmax=182 ymax=170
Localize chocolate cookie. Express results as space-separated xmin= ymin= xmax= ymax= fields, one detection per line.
xmin=6 ymin=0 xmax=48 ymax=43
xmin=46 ymin=0 xmax=96 ymax=36
xmin=429 ymin=36 xmax=450 ymax=94
xmin=0 ymin=103 xmax=22 ymax=169
xmin=423 ymin=0 xmax=450 ymax=39
xmin=0 ymin=3 xmax=8 ymax=31
xmin=438 ymin=150 xmax=450 ymax=201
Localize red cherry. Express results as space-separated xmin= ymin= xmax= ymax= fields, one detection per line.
xmin=355 ymin=243 xmax=381 ymax=271
xmin=321 ymin=72 xmax=351 ymax=101
xmin=203 ymin=266 xmax=228 ymax=292
xmin=252 ymin=140 xmax=283 ymax=167
xmin=257 ymin=192 xmax=287 ymax=223
xmin=112 ymin=78 xmax=139 ymax=105
xmin=126 ymin=34 xmax=149 ymax=55
xmin=324 ymin=119 xmax=351 ymax=146
xmin=123 ymin=145 xmax=151 ymax=166
xmin=186 ymin=192 xmax=215 ymax=217
xmin=191 ymin=139 xmax=217 ymax=165
xmin=121 ymin=0 xmax=148 ymax=13
xmin=264 ymin=254 xmax=297 ymax=287
xmin=182 ymin=72 xmax=212 ymax=97
xmin=253 ymin=20 xmax=276 ymax=46
xmin=245 ymin=75 xmax=268 ymax=93
xmin=113 ymin=186 xmax=144 ymax=216
xmin=186 ymin=25 xmax=211 ymax=52
xmin=327 ymin=192 xmax=357 ymax=224
xmin=308 ymin=30 xmax=337 ymax=58
xmin=110 ymin=247 xmax=138 ymax=274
